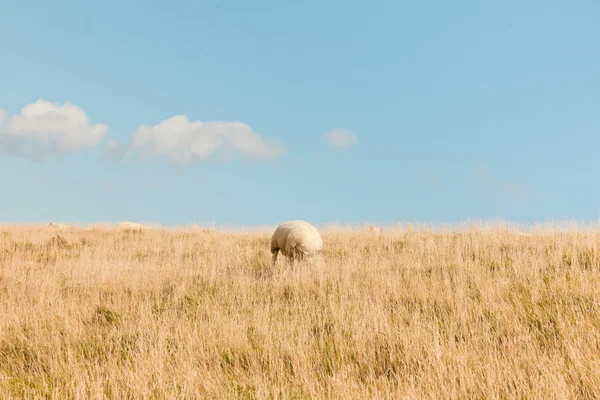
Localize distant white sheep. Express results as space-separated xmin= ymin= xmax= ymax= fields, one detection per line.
xmin=116 ymin=221 xmax=149 ymax=231
xmin=368 ymin=225 xmax=383 ymax=235
xmin=270 ymin=220 xmax=323 ymax=266
xmin=48 ymin=222 xmax=70 ymax=230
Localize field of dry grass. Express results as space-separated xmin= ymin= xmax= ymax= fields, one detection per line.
xmin=1 ymin=222 xmax=600 ymax=399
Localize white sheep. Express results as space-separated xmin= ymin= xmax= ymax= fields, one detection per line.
xmin=368 ymin=225 xmax=383 ymax=235
xmin=270 ymin=220 xmax=323 ymax=266
xmin=48 ymin=222 xmax=70 ymax=230
xmin=116 ymin=221 xmax=149 ymax=231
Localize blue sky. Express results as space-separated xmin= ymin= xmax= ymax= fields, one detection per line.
xmin=1 ymin=0 xmax=599 ymax=226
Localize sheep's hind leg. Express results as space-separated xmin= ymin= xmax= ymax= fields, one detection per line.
xmin=286 ymin=253 xmax=295 ymax=269
xmin=271 ymin=249 xmax=279 ymax=267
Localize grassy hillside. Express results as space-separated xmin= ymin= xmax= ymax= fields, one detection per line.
xmin=1 ymin=224 xmax=600 ymax=399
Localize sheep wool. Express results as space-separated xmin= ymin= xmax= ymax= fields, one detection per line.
xmin=270 ymin=220 xmax=323 ymax=266
xmin=116 ymin=222 xmax=149 ymax=231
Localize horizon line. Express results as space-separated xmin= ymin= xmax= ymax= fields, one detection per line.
xmin=3 ymin=217 xmax=600 ymax=232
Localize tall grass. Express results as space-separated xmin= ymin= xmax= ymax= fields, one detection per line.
xmin=1 ymin=223 xmax=600 ymax=399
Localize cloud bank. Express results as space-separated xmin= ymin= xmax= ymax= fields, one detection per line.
xmin=323 ymin=128 xmax=358 ymax=151
xmin=0 ymin=100 xmax=287 ymax=167
xmin=111 ymin=114 xmax=285 ymax=166
xmin=0 ymin=99 xmax=109 ymax=160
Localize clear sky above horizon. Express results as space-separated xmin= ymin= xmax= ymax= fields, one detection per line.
xmin=1 ymin=0 xmax=599 ymax=226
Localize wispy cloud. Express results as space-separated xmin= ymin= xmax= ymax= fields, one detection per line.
xmin=475 ymin=163 xmax=529 ymax=202
xmin=0 ymin=99 xmax=109 ymax=161
xmin=103 ymin=139 xmax=127 ymax=161
xmin=323 ymin=128 xmax=358 ymax=151
xmin=112 ymin=114 xmax=286 ymax=167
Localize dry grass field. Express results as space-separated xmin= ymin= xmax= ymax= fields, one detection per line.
xmin=1 ymin=222 xmax=600 ymax=399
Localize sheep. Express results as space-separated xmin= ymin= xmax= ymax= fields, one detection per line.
xmin=270 ymin=220 xmax=323 ymax=266
xmin=116 ymin=221 xmax=150 ymax=231
xmin=368 ymin=225 xmax=383 ymax=235
xmin=48 ymin=222 xmax=71 ymax=230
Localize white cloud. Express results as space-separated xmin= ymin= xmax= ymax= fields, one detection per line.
xmin=123 ymin=114 xmax=285 ymax=166
xmin=323 ymin=128 xmax=358 ymax=151
xmin=0 ymin=99 xmax=109 ymax=160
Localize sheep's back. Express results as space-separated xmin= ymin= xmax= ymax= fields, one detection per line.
xmin=271 ymin=220 xmax=322 ymax=255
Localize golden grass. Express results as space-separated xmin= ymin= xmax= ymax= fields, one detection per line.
xmin=1 ymin=223 xmax=600 ymax=399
